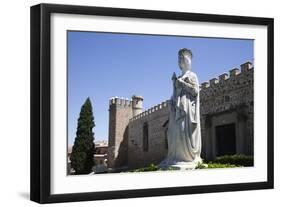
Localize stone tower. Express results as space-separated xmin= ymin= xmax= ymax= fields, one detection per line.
xmin=107 ymin=95 xmax=143 ymax=170
xmin=132 ymin=95 xmax=143 ymax=117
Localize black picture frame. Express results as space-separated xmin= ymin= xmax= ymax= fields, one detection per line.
xmin=30 ymin=3 xmax=274 ymax=204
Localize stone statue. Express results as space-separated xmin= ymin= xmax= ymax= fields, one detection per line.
xmin=160 ymin=48 xmax=202 ymax=170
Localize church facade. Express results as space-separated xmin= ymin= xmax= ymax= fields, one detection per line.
xmin=107 ymin=62 xmax=254 ymax=170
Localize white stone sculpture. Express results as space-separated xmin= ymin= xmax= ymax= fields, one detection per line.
xmin=160 ymin=48 xmax=202 ymax=170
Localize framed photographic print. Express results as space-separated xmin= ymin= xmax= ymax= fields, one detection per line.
xmin=30 ymin=3 xmax=274 ymax=203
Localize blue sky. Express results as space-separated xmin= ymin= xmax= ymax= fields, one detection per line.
xmin=68 ymin=31 xmax=253 ymax=145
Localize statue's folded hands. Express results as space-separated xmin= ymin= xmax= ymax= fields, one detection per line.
xmin=176 ymin=77 xmax=198 ymax=97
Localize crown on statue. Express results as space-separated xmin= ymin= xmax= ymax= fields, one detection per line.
xmin=178 ymin=48 xmax=193 ymax=59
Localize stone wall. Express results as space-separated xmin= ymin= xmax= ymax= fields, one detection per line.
xmin=128 ymin=101 xmax=169 ymax=168
xmin=200 ymin=62 xmax=254 ymax=160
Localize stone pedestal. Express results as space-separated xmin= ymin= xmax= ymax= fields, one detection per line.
xmin=169 ymin=162 xmax=198 ymax=170
xmin=159 ymin=158 xmax=203 ymax=171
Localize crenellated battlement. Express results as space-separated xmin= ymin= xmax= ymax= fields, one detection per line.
xmin=200 ymin=61 xmax=253 ymax=90
xmin=109 ymin=97 xmax=132 ymax=107
xmin=129 ymin=100 xmax=169 ymax=122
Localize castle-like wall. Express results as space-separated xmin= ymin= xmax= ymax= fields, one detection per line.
xmin=200 ymin=62 xmax=254 ymax=160
xmin=200 ymin=62 xmax=253 ymax=115
xmin=108 ymin=61 xmax=254 ymax=169
xmin=128 ymin=101 xmax=169 ymax=168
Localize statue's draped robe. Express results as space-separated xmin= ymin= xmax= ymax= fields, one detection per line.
xmin=165 ymin=71 xmax=202 ymax=164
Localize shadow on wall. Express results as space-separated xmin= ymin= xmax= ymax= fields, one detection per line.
xmin=115 ymin=126 xmax=129 ymax=168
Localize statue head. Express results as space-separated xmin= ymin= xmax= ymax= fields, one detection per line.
xmin=178 ymin=48 xmax=192 ymax=73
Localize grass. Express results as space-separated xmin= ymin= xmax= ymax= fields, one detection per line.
xmin=126 ymin=154 xmax=252 ymax=172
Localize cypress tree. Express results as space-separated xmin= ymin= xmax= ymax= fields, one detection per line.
xmin=70 ymin=98 xmax=95 ymax=174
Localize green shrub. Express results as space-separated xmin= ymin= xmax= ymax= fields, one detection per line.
xmin=196 ymin=162 xmax=239 ymax=169
xmin=214 ymin=154 xmax=253 ymax=167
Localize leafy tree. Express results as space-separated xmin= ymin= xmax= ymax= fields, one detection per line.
xmin=70 ymin=98 xmax=95 ymax=174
